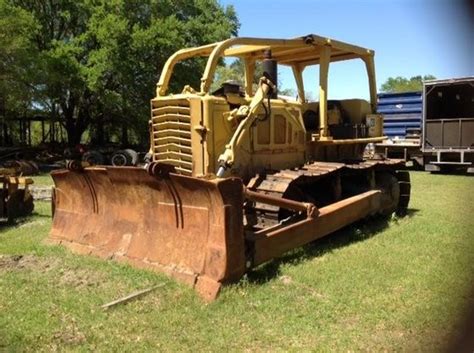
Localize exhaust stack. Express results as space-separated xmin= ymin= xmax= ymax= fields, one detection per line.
xmin=262 ymin=49 xmax=277 ymax=98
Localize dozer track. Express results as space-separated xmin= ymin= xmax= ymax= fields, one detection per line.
xmin=241 ymin=159 xmax=410 ymax=269
xmin=245 ymin=160 xmax=410 ymax=228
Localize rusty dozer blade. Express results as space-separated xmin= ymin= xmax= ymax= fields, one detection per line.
xmin=49 ymin=163 xmax=246 ymax=301
xmin=49 ymin=161 xmax=403 ymax=301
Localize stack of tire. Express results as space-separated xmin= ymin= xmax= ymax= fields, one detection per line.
xmin=109 ymin=149 xmax=139 ymax=166
xmin=79 ymin=149 xmax=139 ymax=167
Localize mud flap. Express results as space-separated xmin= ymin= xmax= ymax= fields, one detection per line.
xmin=48 ymin=166 xmax=246 ymax=301
xmin=395 ymin=170 xmax=411 ymax=216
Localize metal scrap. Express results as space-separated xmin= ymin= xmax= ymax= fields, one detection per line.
xmin=101 ymin=284 xmax=165 ymax=310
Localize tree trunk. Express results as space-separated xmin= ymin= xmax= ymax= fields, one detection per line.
xmin=121 ymin=121 xmax=128 ymax=146
xmin=96 ymin=116 xmax=104 ymax=145
xmin=65 ymin=125 xmax=84 ymax=146
xmin=62 ymin=94 xmax=90 ymax=147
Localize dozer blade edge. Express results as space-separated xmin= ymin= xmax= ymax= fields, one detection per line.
xmin=48 ymin=166 xmax=246 ymax=301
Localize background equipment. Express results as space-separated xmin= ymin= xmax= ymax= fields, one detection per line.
xmin=422 ymin=77 xmax=474 ymax=173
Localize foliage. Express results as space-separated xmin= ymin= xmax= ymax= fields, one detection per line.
xmin=212 ymin=61 xmax=246 ymax=90
xmin=0 ymin=1 xmax=39 ymax=118
xmin=212 ymin=58 xmax=262 ymax=92
xmin=2 ymin=172 xmax=473 ymax=351
xmin=0 ymin=0 xmax=239 ymax=146
xmin=212 ymin=58 xmax=296 ymax=97
xmin=380 ymin=75 xmax=436 ymax=93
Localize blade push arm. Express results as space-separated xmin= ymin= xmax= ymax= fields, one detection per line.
xmin=216 ymin=77 xmax=276 ymax=177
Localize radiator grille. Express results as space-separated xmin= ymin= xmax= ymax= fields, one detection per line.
xmin=151 ymin=99 xmax=193 ymax=175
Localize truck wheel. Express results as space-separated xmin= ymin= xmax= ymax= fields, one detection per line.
xmin=111 ymin=149 xmax=138 ymax=166
xmin=82 ymin=150 xmax=105 ymax=165
xmin=124 ymin=149 xmax=139 ymax=165
xmin=111 ymin=151 xmax=128 ymax=166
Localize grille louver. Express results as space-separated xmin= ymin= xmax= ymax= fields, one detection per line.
xmin=151 ymin=99 xmax=193 ymax=175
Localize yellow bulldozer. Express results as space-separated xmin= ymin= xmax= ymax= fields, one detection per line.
xmin=49 ymin=34 xmax=410 ymax=301
xmin=0 ymin=173 xmax=34 ymax=221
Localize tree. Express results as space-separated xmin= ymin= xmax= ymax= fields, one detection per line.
xmin=2 ymin=0 xmax=239 ymax=146
xmin=212 ymin=58 xmax=262 ymax=92
xmin=0 ymin=0 xmax=39 ymax=142
xmin=212 ymin=58 xmax=296 ymax=97
xmin=380 ymin=75 xmax=436 ymax=93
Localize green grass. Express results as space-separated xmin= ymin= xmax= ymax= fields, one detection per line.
xmin=30 ymin=173 xmax=54 ymax=187
xmin=1 ymin=172 xmax=473 ymax=352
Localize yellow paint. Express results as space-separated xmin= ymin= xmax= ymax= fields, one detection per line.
xmin=151 ymin=34 xmax=383 ymax=178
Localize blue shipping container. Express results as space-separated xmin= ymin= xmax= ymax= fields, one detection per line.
xmin=377 ymin=91 xmax=422 ymax=138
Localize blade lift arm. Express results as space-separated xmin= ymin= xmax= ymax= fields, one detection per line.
xmin=216 ymin=77 xmax=276 ymax=177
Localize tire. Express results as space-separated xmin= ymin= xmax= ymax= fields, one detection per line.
xmin=63 ymin=147 xmax=82 ymax=159
xmin=7 ymin=189 xmax=34 ymax=221
xmin=111 ymin=149 xmax=138 ymax=166
xmin=82 ymin=150 xmax=105 ymax=165
xmin=124 ymin=149 xmax=138 ymax=166
xmin=110 ymin=151 xmax=128 ymax=166
xmin=63 ymin=147 xmax=74 ymax=159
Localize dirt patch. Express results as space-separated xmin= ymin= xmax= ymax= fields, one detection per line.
xmin=278 ymin=275 xmax=326 ymax=299
xmin=58 ymin=268 xmax=103 ymax=288
xmin=52 ymin=325 xmax=86 ymax=346
xmin=0 ymin=254 xmax=61 ymax=273
xmin=279 ymin=275 xmax=293 ymax=285
xmin=17 ymin=220 xmax=48 ymax=229
xmin=0 ymin=254 xmax=47 ymax=271
xmin=0 ymin=254 xmax=102 ymax=288
xmin=49 ymin=313 xmax=86 ymax=349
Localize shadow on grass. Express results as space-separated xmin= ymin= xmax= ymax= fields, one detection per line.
xmin=0 ymin=209 xmax=50 ymax=231
xmin=427 ymin=168 xmax=474 ymax=176
xmin=0 ymin=218 xmax=31 ymax=230
xmin=30 ymin=211 xmax=51 ymax=219
xmin=246 ymin=208 xmax=420 ymax=285
xmin=399 ymin=208 xmax=419 ymax=219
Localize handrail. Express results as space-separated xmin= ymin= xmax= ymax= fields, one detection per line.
xmin=155 ymin=35 xmax=376 ymax=102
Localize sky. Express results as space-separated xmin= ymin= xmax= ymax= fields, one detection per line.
xmin=218 ymin=0 xmax=473 ymax=100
